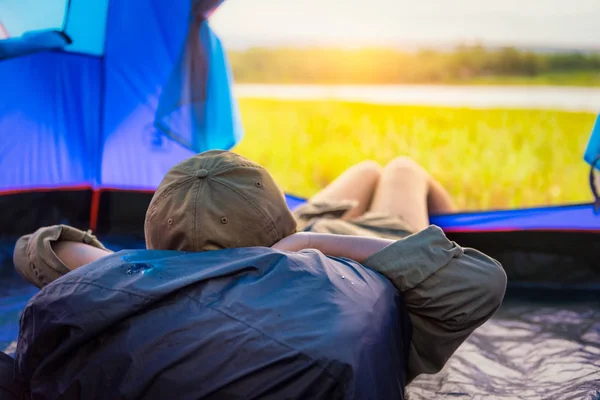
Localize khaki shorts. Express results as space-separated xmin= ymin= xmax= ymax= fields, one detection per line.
xmin=293 ymin=200 xmax=415 ymax=240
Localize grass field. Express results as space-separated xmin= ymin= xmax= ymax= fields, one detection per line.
xmin=233 ymin=99 xmax=597 ymax=212
xmin=456 ymin=71 xmax=600 ymax=87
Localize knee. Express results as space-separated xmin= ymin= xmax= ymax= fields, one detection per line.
xmin=384 ymin=156 xmax=428 ymax=178
xmin=353 ymin=160 xmax=383 ymax=181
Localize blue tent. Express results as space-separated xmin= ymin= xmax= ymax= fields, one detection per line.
xmin=1 ymin=0 xmax=599 ymax=236
xmin=1 ymin=0 xmax=599 ymax=398
xmin=0 ymin=0 xmax=242 ymax=237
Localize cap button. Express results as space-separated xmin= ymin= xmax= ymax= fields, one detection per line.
xmin=195 ymin=169 xmax=209 ymax=179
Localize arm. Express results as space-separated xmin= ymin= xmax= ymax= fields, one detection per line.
xmin=273 ymin=226 xmax=507 ymax=382
xmin=271 ymin=232 xmax=394 ymax=262
xmin=14 ymin=225 xmax=113 ymax=288
xmin=52 ymin=241 xmax=112 ymax=271
xmin=364 ymin=230 xmax=506 ymax=381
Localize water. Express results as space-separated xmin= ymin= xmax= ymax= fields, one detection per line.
xmin=234 ymin=84 xmax=600 ymax=112
xmin=124 ymin=263 xmax=154 ymax=275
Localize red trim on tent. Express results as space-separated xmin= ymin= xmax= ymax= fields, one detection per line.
xmin=94 ymin=187 xmax=156 ymax=193
xmin=89 ymin=190 xmax=101 ymax=231
xmin=0 ymin=185 xmax=156 ymax=232
xmin=0 ymin=186 xmax=158 ymax=196
xmin=444 ymin=227 xmax=600 ymax=234
xmin=0 ymin=184 xmax=93 ymax=196
xmin=2 ymin=187 xmax=599 ymax=234
xmin=87 ymin=187 xmax=156 ymax=231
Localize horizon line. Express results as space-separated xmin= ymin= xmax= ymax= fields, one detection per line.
xmin=218 ymin=36 xmax=600 ymax=53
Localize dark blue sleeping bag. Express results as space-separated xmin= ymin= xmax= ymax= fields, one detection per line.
xmin=0 ymin=351 xmax=25 ymax=400
xmin=13 ymin=247 xmax=411 ymax=399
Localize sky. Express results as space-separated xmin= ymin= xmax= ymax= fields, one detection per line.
xmin=1 ymin=0 xmax=599 ymax=50
xmin=211 ymin=0 xmax=600 ymax=50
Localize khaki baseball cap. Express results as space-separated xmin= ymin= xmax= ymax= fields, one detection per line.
xmin=144 ymin=150 xmax=297 ymax=252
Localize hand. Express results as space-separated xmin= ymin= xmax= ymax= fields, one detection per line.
xmin=271 ymin=232 xmax=311 ymax=252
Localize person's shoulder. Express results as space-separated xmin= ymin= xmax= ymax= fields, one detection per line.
xmin=285 ymin=248 xmax=397 ymax=293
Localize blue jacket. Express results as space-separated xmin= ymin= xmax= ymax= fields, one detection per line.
xmin=15 ymin=247 xmax=411 ymax=399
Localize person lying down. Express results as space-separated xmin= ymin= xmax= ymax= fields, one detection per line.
xmin=12 ymin=150 xmax=507 ymax=400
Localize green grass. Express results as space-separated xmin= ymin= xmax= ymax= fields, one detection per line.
xmin=229 ymin=47 xmax=600 ymax=87
xmin=233 ymin=99 xmax=597 ymax=212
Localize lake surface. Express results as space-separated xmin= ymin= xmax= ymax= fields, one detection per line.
xmin=234 ymin=84 xmax=600 ymax=112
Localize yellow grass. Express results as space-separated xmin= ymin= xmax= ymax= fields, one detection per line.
xmin=233 ymin=99 xmax=596 ymax=211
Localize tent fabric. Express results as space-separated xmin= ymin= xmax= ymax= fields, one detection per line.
xmin=0 ymin=351 xmax=25 ymax=400
xmin=0 ymin=52 xmax=101 ymax=191
xmin=406 ymin=294 xmax=600 ymax=400
xmin=153 ymin=21 xmax=243 ymax=154
xmin=584 ymin=114 xmax=600 ymax=167
xmin=586 ymin=115 xmax=600 ymax=210
xmin=0 ymin=30 xmax=71 ymax=60
xmin=98 ymin=0 xmax=196 ymax=189
xmin=286 ymin=195 xmax=600 ymax=232
xmin=62 ymin=0 xmax=110 ymax=56
xmin=99 ymin=0 xmax=241 ymax=189
xmin=428 ymin=203 xmax=600 ymax=231
xmin=0 ymin=0 xmax=242 ymax=193
xmin=154 ymin=0 xmax=240 ymax=152
xmin=13 ymin=247 xmax=411 ymax=399
xmin=195 ymin=21 xmax=244 ymax=151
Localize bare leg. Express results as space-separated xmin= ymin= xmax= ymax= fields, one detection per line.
xmin=369 ymin=157 xmax=456 ymax=231
xmin=311 ymin=160 xmax=382 ymax=220
xmin=369 ymin=157 xmax=430 ymax=231
xmin=428 ymin=179 xmax=457 ymax=215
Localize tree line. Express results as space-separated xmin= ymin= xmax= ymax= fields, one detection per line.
xmin=227 ymin=45 xmax=600 ymax=85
